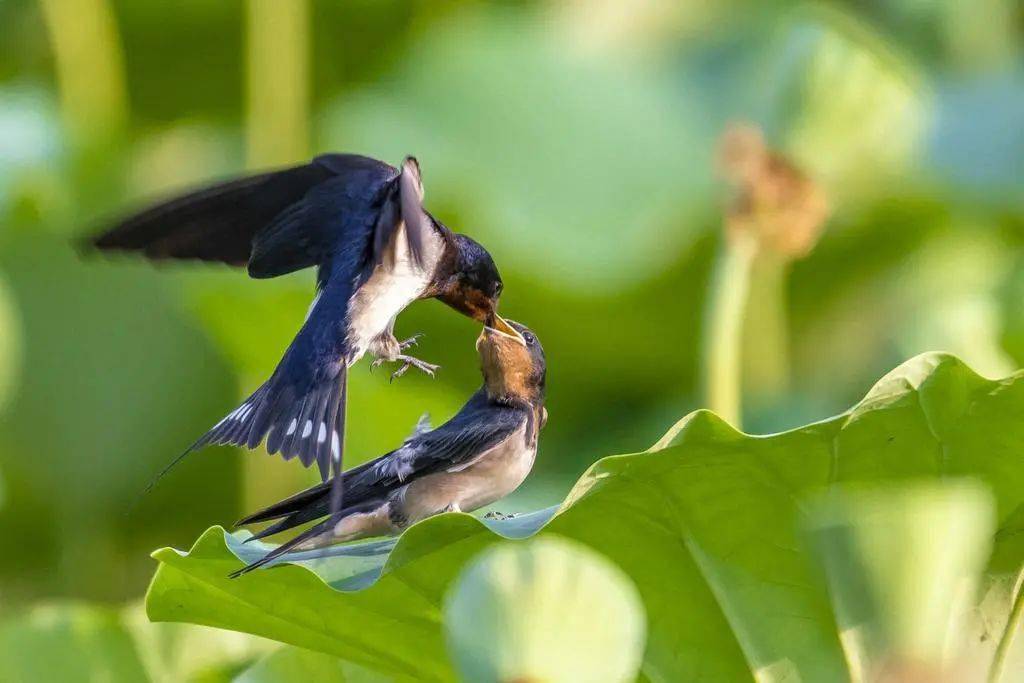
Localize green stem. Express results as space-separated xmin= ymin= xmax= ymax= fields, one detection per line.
xmin=702 ymin=232 xmax=757 ymax=429
xmin=246 ymin=0 xmax=310 ymax=167
xmin=243 ymin=0 xmax=311 ymax=509
xmin=38 ymin=0 xmax=127 ymax=143
xmin=989 ymin=565 xmax=1024 ymax=683
xmin=39 ymin=0 xmax=129 ymax=218
xmin=743 ymin=254 xmax=791 ymax=402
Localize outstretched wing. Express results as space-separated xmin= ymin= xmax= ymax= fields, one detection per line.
xmin=153 ymin=162 xmax=391 ymax=491
xmin=86 ymin=154 xmax=398 ymax=275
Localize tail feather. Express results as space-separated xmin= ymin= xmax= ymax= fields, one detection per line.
xmin=298 ymin=392 xmax=324 ymax=469
xmin=231 ymin=498 xmax=385 ymax=576
xmin=249 ymin=364 xmax=346 ymax=477
xmin=320 ymin=385 xmax=342 ymax=481
xmin=236 ymin=480 xmax=331 ymax=526
xmin=329 ymin=370 xmax=349 ymax=514
xmin=139 ymin=384 xmax=267 ymax=495
xmin=245 ymin=506 xmax=322 ymax=543
xmin=265 ymin=407 xmax=289 ymax=455
xmin=146 ymin=363 xmax=347 ymax=492
xmin=229 ymin=518 xmax=333 ymax=578
xmin=245 ymin=382 xmax=291 ymax=451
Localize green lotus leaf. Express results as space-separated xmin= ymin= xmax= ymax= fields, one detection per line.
xmin=148 ymin=353 xmax=1024 ymax=681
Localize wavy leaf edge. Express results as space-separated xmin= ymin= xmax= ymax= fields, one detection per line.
xmin=150 ymin=351 xmax=1010 ymax=595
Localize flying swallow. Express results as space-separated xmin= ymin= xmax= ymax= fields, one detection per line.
xmin=86 ymin=154 xmax=504 ymax=508
xmin=229 ymin=318 xmax=546 ymax=577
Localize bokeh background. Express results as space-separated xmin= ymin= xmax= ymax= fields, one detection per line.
xmin=1 ymin=0 xmax=1023 ymax=678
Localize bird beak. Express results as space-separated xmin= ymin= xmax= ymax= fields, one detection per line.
xmin=479 ymin=313 xmax=526 ymax=347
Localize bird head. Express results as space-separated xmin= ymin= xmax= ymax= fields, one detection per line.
xmin=436 ymin=233 xmax=503 ymax=323
xmin=476 ymin=316 xmax=546 ymax=406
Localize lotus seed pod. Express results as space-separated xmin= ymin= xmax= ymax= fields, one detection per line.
xmin=718 ymin=122 xmax=830 ymax=260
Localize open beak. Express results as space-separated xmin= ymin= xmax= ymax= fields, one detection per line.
xmin=478 ymin=313 xmax=526 ymax=348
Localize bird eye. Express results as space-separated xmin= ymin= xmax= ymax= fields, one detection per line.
xmin=493 ymin=281 xmax=503 ymax=297
xmin=524 ymin=332 xmax=536 ymax=346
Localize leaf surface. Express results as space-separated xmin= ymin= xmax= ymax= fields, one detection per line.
xmin=148 ymin=353 xmax=1024 ymax=682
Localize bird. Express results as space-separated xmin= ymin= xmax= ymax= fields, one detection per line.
xmin=85 ymin=154 xmax=504 ymax=511
xmin=229 ymin=317 xmax=546 ymax=577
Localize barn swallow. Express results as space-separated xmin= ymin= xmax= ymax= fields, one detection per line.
xmin=229 ymin=317 xmax=546 ymax=577
xmin=86 ymin=154 xmax=503 ymax=509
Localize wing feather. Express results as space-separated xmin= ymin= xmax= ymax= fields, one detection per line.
xmin=86 ymin=154 xmax=398 ymax=275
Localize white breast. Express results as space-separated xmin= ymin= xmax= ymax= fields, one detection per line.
xmin=345 ymin=224 xmax=444 ymax=359
xmin=399 ymin=424 xmax=537 ymax=524
xmin=450 ymin=427 xmax=537 ymax=511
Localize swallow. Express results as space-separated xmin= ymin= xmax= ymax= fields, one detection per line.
xmin=86 ymin=154 xmax=504 ymax=508
xmin=229 ymin=318 xmax=546 ymax=577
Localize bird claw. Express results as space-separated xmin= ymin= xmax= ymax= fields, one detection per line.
xmin=398 ymin=333 xmax=423 ymax=351
xmin=484 ymin=511 xmax=516 ymax=521
xmin=389 ymin=355 xmax=440 ymax=383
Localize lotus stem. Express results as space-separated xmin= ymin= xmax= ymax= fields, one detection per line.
xmin=702 ymin=231 xmax=757 ymax=428
xmin=38 ymin=0 xmax=128 ymax=144
xmin=245 ymin=0 xmax=310 ymax=167
xmin=989 ymin=564 xmax=1024 ymax=683
xmin=744 ymin=254 xmax=791 ymax=401
xmin=243 ymin=0 xmax=311 ymax=507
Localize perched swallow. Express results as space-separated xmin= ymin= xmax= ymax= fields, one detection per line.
xmin=229 ymin=318 xmax=546 ymax=577
xmin=87 ymin=154 xmax=504 ymax=507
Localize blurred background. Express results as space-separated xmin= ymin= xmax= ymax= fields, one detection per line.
xmin=1 ymin=0 xmax=1023 ymax=677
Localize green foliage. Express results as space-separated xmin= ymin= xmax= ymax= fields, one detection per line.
xmin=0 ymin=602 xmax=268 ymax=683
xmin=149 ymin=353 xmax=1024 ymax=681
xmin=444 ymin=537 xmax=646 ymax=683
xmin=4 ymin=1 xmax=1024 ymax=610
xmin=235 ymin=646 xmax=390 ymax=683
xmin=0 ymin=603 xmax=149 ymax=683
xmin=0 ymin=234 xmax=240 ymax=601
xmin=808 ymin=483 xmax=997 ymax=678
xmin=3 ymin=0 xmax=1024 ymax=678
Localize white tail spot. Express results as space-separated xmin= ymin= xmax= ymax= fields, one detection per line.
xmin=331 ymin=431 xmax=340 ymax=460
xmin=286 ymin=419 xmax=297 ymax=435
xmin=302 ymin=420 xmax=313 ymax=438
xmin=317 ymin=422 xmax=327 ymax=443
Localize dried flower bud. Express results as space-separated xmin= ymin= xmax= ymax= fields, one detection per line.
xmin=717 ymin=122 xmax=830 ymax=260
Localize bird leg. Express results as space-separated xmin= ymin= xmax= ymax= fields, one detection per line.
xmin=398 ymin=333 xmax=423 ymax=350
xmin=369 ymin=332 xmax=439 ymax=381
xmin=373 ymin=354 xmax=440 ymax=382
xmin=484 ymin=511 xmax=517 ymax=521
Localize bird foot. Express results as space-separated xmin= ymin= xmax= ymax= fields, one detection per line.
xmin=388 ymin=355 xmax=440 ymax=382
xmin=443 ymin=502 xmax=462 ymax=513
xmin=398 ymin=333 xmax=423 ymax=351
xmin=484 ymin=511 xmax=517 ymax=521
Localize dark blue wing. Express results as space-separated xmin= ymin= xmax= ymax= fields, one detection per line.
xmin=248 ymin=154 xmax=399 ymax=277
xmin=88 ymin=153 xmax=398 ymax=274
xmin=133 ymin=153 xmax=436 ymax=497
xmin=374 ymin=392 xmax=530 ymax=480
xmin=235 ymin=391 xmax=529 ymax=540
xmin=187 ymin=160 xmax=395 ymax=481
